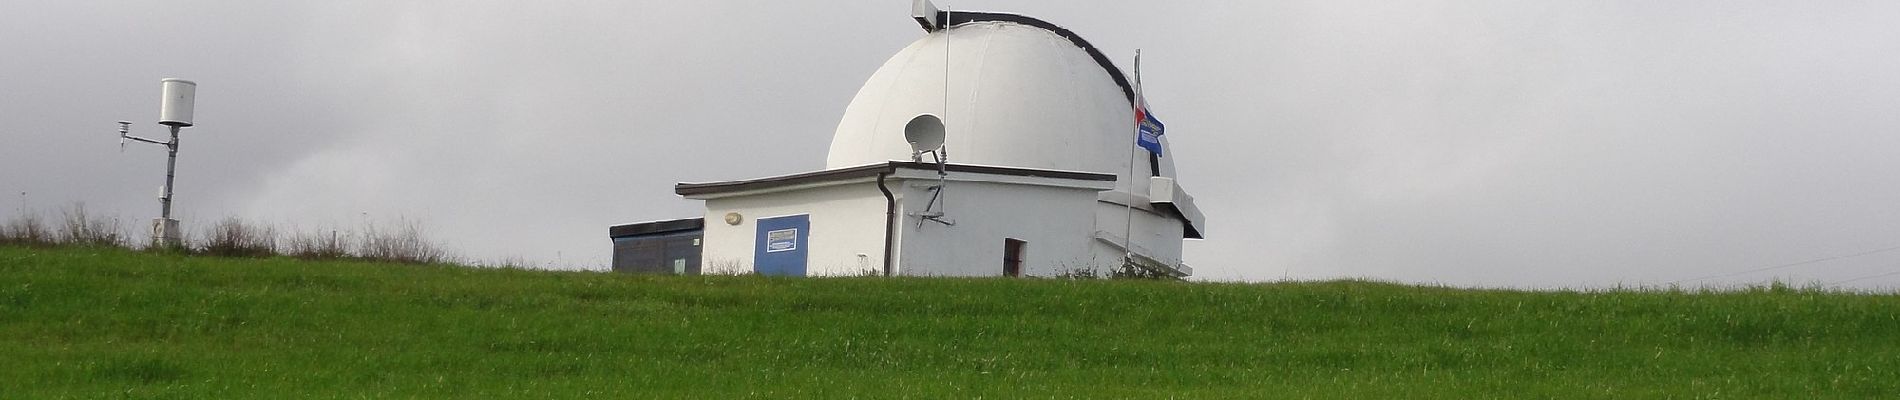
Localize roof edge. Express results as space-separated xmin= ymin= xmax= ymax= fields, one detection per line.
xmin=609 ymin=217 xmax=705 ymax=238
xmin=675 ymin=161 xmax=1116 ymax=197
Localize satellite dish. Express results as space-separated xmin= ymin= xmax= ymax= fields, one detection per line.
xmin=904 ymin=114 xmax=945 ymax=152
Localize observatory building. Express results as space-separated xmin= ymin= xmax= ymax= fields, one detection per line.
xmin=610 ymin=3 xmax=1206 ymax=278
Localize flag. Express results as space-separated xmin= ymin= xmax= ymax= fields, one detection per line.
xmin=1136 ymin=106 xmax=1165 ymax=156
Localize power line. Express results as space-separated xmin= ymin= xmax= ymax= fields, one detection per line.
xmin=1670 ymin=243 xmax=1900 ymax=285
xmin=1827 ymin=269 xmax=1900 ymax=287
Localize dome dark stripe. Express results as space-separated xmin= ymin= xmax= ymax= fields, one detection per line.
xmin=943 ymin=11 xmax=1139 ymax=108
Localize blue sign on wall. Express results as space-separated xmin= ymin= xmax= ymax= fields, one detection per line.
xmin=754 ymin=215 xmax=809 ymax=276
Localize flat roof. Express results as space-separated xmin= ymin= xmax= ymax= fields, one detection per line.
xmin=608 ymin=217 xmax=705 ymax=238
xmin=675 ymin=161 xmax=1115 ymax=197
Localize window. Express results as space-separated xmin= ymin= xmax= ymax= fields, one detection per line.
xmin=1003 ymin=238 xmax=1027 ymax=277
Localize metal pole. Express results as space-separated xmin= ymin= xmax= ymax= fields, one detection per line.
xmin=1123 ymin=50 xmax=1142 ymax=268
xmin=161 ymin=125 xmax=179 ymax=220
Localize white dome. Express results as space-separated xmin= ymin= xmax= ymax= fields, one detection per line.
xmin=825 ymin=19 xmax=1179 ymax=193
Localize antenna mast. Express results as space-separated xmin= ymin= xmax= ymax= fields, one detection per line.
xmin=119 ymin=78 xmax=197 ymax=248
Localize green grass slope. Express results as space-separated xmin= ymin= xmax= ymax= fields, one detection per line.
xmin=2 ymin=245 xmax=1898 ymax=398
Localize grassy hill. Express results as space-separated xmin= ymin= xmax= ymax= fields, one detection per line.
xmin=2 ymin=245 xmax=1897 ymax=398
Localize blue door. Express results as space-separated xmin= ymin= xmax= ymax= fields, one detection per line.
xmin=754 ymin=215 xmax=809 ymax=277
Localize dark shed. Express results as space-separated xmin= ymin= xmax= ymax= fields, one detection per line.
xmin=608 ymin=218 xmax=704 ymax=274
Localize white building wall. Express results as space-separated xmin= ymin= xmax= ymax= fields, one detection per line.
xmin=892 ymin=178 xmax=1106 ymax=277
xmin=1088 ymin=200 xmax=1188 ymax=272
xmin=698 ymin=182 xmax=890 ymax=276
xmin=692 ymin=167 xmax=1118 ymax=278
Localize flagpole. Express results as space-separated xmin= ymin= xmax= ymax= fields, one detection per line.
xmin=1122 ymin=49 xmax=1142 ymax=269
xmin=943 ymin=10 xmax=951 ymax=145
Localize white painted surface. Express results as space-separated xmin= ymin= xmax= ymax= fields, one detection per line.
xmin=694 ymin=182 xmax=889 ymax=276
xmin=1090 ymin=201 xmax=1188 ymax=272
xmin=1147 ymin=176 xmax=1205 ymax=237
xmin=893 ymin=179 xmax=1108 ymax=276
xmin=888 ymin=168 xmax=1114 ymax=276
xmin=910 ymin=0 xmax=942 ymax=30
xmin=825 ymin=22 xmax=1180 ymax=202
xmin=687 ymin=166 xmax=1119 ymax=277
xmin=158 ymin=78 xmax=196 ymax=127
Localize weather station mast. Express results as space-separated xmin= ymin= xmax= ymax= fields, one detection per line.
xmin=118 ymin=78 xmax=197 ymax=248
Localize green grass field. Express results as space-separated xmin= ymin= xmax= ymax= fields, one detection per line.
xmin=2 ymin=245 xmax=1897 ymax=398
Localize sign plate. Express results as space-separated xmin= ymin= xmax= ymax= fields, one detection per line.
xmin=765 ymin=228 xmax=799 ymax=253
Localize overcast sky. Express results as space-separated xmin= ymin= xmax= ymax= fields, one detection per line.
xmin=5 ymin=1 xmax=1899 ymax=289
